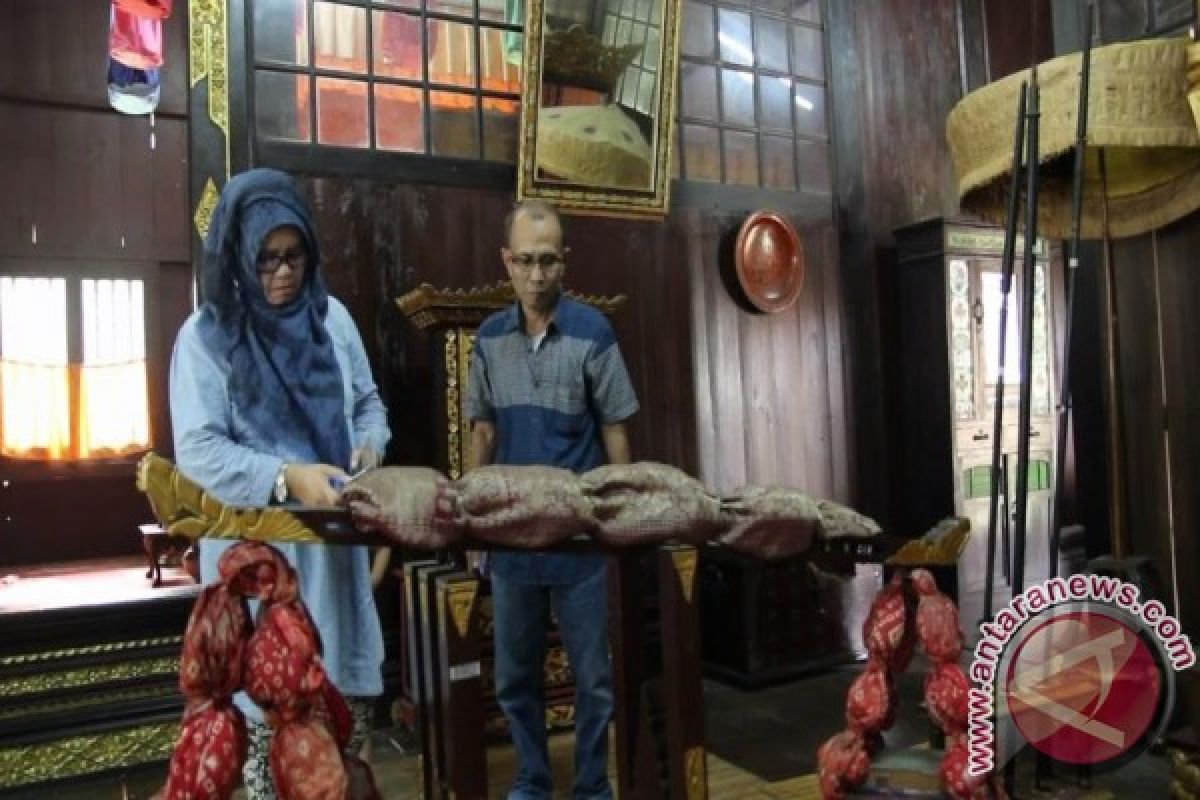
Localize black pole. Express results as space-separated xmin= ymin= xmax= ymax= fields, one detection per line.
xmin=982 ymin=80 xmax=1027 ymax=623
xmin=1048 ymin=5 xmax=1094 ymax=579
xmin=1012 ymin=75 xmax=1041 ymax=598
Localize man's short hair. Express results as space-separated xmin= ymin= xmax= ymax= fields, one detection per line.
xmin=504 ymin=199 xmax=563 ymax=247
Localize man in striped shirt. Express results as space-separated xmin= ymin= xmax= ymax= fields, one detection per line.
xmin=466 ymin=200 xmax=639 ymax=800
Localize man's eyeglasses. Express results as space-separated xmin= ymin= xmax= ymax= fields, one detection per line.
xmin=509 ymin=251 xmax=565 ymax=271
xmin=256 ymin=247 xmax=307 ymax=275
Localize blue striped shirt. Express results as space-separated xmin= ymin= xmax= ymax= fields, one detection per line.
xmin=466 ymin=295 xmax=638 ymax=583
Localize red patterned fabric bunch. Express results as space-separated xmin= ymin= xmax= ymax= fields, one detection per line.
xmin=909 ymin=569 xmax=1004 ymax=800
xmin=818 ymin=569 xmax=1004 ymax=800
xmin=816 ymin=730 xmax=876 ymax=800
xmin=845 ymin=661 xmax=896 ymax=735
xmin=817 ymin=576 xmax=911 ymax=797
xmin=924 ymin=660 xmax=969 ymax=735
xmin=913 ymin=568 xmax=963 ymax=663
xmin=161 ymin=583 xmax=251 ymax=800
xmin=159 ymin=542 xmax=381 ymax=800
xmin=862 ymin=574 xmax=916 ymax=673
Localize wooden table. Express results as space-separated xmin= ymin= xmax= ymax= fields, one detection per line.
xmin=138 ymin=523 xmax=195 ymax=587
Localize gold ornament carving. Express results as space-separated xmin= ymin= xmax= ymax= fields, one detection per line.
xmin=445 ymin=331 xmax=462 ymax=480
xmin=456 ymin=331 xmax=474 ymax=478
xmin=671 ymin=547 xmax=697 ymax=604
xmin=396 ymin=282 xmax=626 ymax=330
xmin=443 ymin=580 xmax=478 ymax=640
xmin=685 ymin=746 xmax=707 ymax=800
xmin=193 ymin=176 xmax=220 ymax=241
xmin=188 ymin=0 xmax=230 ymax=173
xmin=0 ymin=721 xmax=179 ymax=790
xmin=137 ymin=452 xmax=325 ymax=544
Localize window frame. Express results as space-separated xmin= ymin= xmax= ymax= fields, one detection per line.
xmin=0 ymin=259 xmax=163 ymax=480
xmin=236 ymin=0 xmax=524 ymax=186
xmin=673 ymin=0 xmax=830 ymax=192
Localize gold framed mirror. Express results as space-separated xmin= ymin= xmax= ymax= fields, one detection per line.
xmin=515 ymin=0 xmax=682 ymax=217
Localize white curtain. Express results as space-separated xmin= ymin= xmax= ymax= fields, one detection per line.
xmin=78 ymin=279 xmax=150 ymax=457
xmin=0 ymin=277 xmax=71 ymax=458
xmin=0 ymin=276 xmax=148 ymax=460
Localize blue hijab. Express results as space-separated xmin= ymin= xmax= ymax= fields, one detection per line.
xmin=196 ymin=168 xmax=352 ymax=470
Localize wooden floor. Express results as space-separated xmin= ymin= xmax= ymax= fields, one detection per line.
xmin=240 ymin=731 xmax=822 ymax=800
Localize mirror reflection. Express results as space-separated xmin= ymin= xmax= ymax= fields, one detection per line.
xmin=532 ymin=0 xmax=664 ymax=190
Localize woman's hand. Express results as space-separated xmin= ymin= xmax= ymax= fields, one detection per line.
xmin=285 ymin=463 xmax=347 ymax=507
xmin=351 ymin=446 xmax=381 ymax=473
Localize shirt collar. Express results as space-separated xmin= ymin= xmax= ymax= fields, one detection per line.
xmin=506 ymin=292 xmax=565 ymax=335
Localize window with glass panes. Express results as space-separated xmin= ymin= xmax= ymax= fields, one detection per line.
xmin=0 ymin=276 xmax=150 ymax=461
xmin=675 ymin=0 xmax=829 ymax=191
xmin=251 ymin=0 xmax=524 ymax=161
xmin=602 ymin=0 xmax=662 ymax=117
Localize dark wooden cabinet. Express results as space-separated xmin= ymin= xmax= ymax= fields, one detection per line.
xmin=893 ymin=218 xmax=1060 ymax=617
xmin=699 ymin=547 xmax=881 ymax=687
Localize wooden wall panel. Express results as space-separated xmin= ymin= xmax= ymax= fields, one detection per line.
xmin=826 ymin=0 xmax=969 ymax=528
xmin=1109 ymin=236 xmax=1174 ymax=598
xmin=686 ymin=209 xmax=842 ymax=497
xmin=1155 ymin=219 xmax=1200 ymax=636
xmin=982 ymin=0 xmax=1055 ymax=82
xmin=1075 ymin=210 xmax=1200 ymax=636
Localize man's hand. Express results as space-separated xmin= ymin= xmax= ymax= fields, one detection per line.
xmin=285 ymin=463 xmax=347 ymax=507
xmin=468 ymin=420 xmax=496 ymax=472
xmin=601 ymin=423 xmax=632 ymax=465
xmin=351 ymin=446 xmax=381 ymax=473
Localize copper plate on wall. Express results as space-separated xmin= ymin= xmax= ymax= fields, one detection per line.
xmin=734 ymin=212 xmax=805 ymax=313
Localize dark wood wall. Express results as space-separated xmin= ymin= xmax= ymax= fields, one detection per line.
xmin=685 ymin=202 xmax=847 ymax=498
xmin=299 ymin=177 xmax=708 ymax=479
xmin=0 ymin=0 xmax=191 ymax=567
xmin=301 ymin=178 xmax=850 ymax=500
xmin=825 ymin=0 xmax=974 ymax=532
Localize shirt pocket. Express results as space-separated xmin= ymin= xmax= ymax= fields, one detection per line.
xmin=549 ymin=380 xmax=588 ymax=434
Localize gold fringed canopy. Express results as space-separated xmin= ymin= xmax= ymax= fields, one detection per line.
xmin=947 ymin=37 xmax=1200 ymax=239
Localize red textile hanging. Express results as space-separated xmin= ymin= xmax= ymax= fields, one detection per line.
xmin=114 ymin=0 xmax=173 ymax=20
xmin=110 ymin=5 xmax=164 ymax=70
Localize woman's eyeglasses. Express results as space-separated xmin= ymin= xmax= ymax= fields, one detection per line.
xmin=256 ymin=247 xmax=307 ymax=275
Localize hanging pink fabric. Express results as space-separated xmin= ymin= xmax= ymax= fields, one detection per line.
xmin=114 ymin=0 xmax=173 ymax=20
xmin=110 ymin=5 xmax=164 ymax=70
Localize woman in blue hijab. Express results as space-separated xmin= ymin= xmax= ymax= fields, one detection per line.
xmin=168 ymin=168 xmax=390 ymax=798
